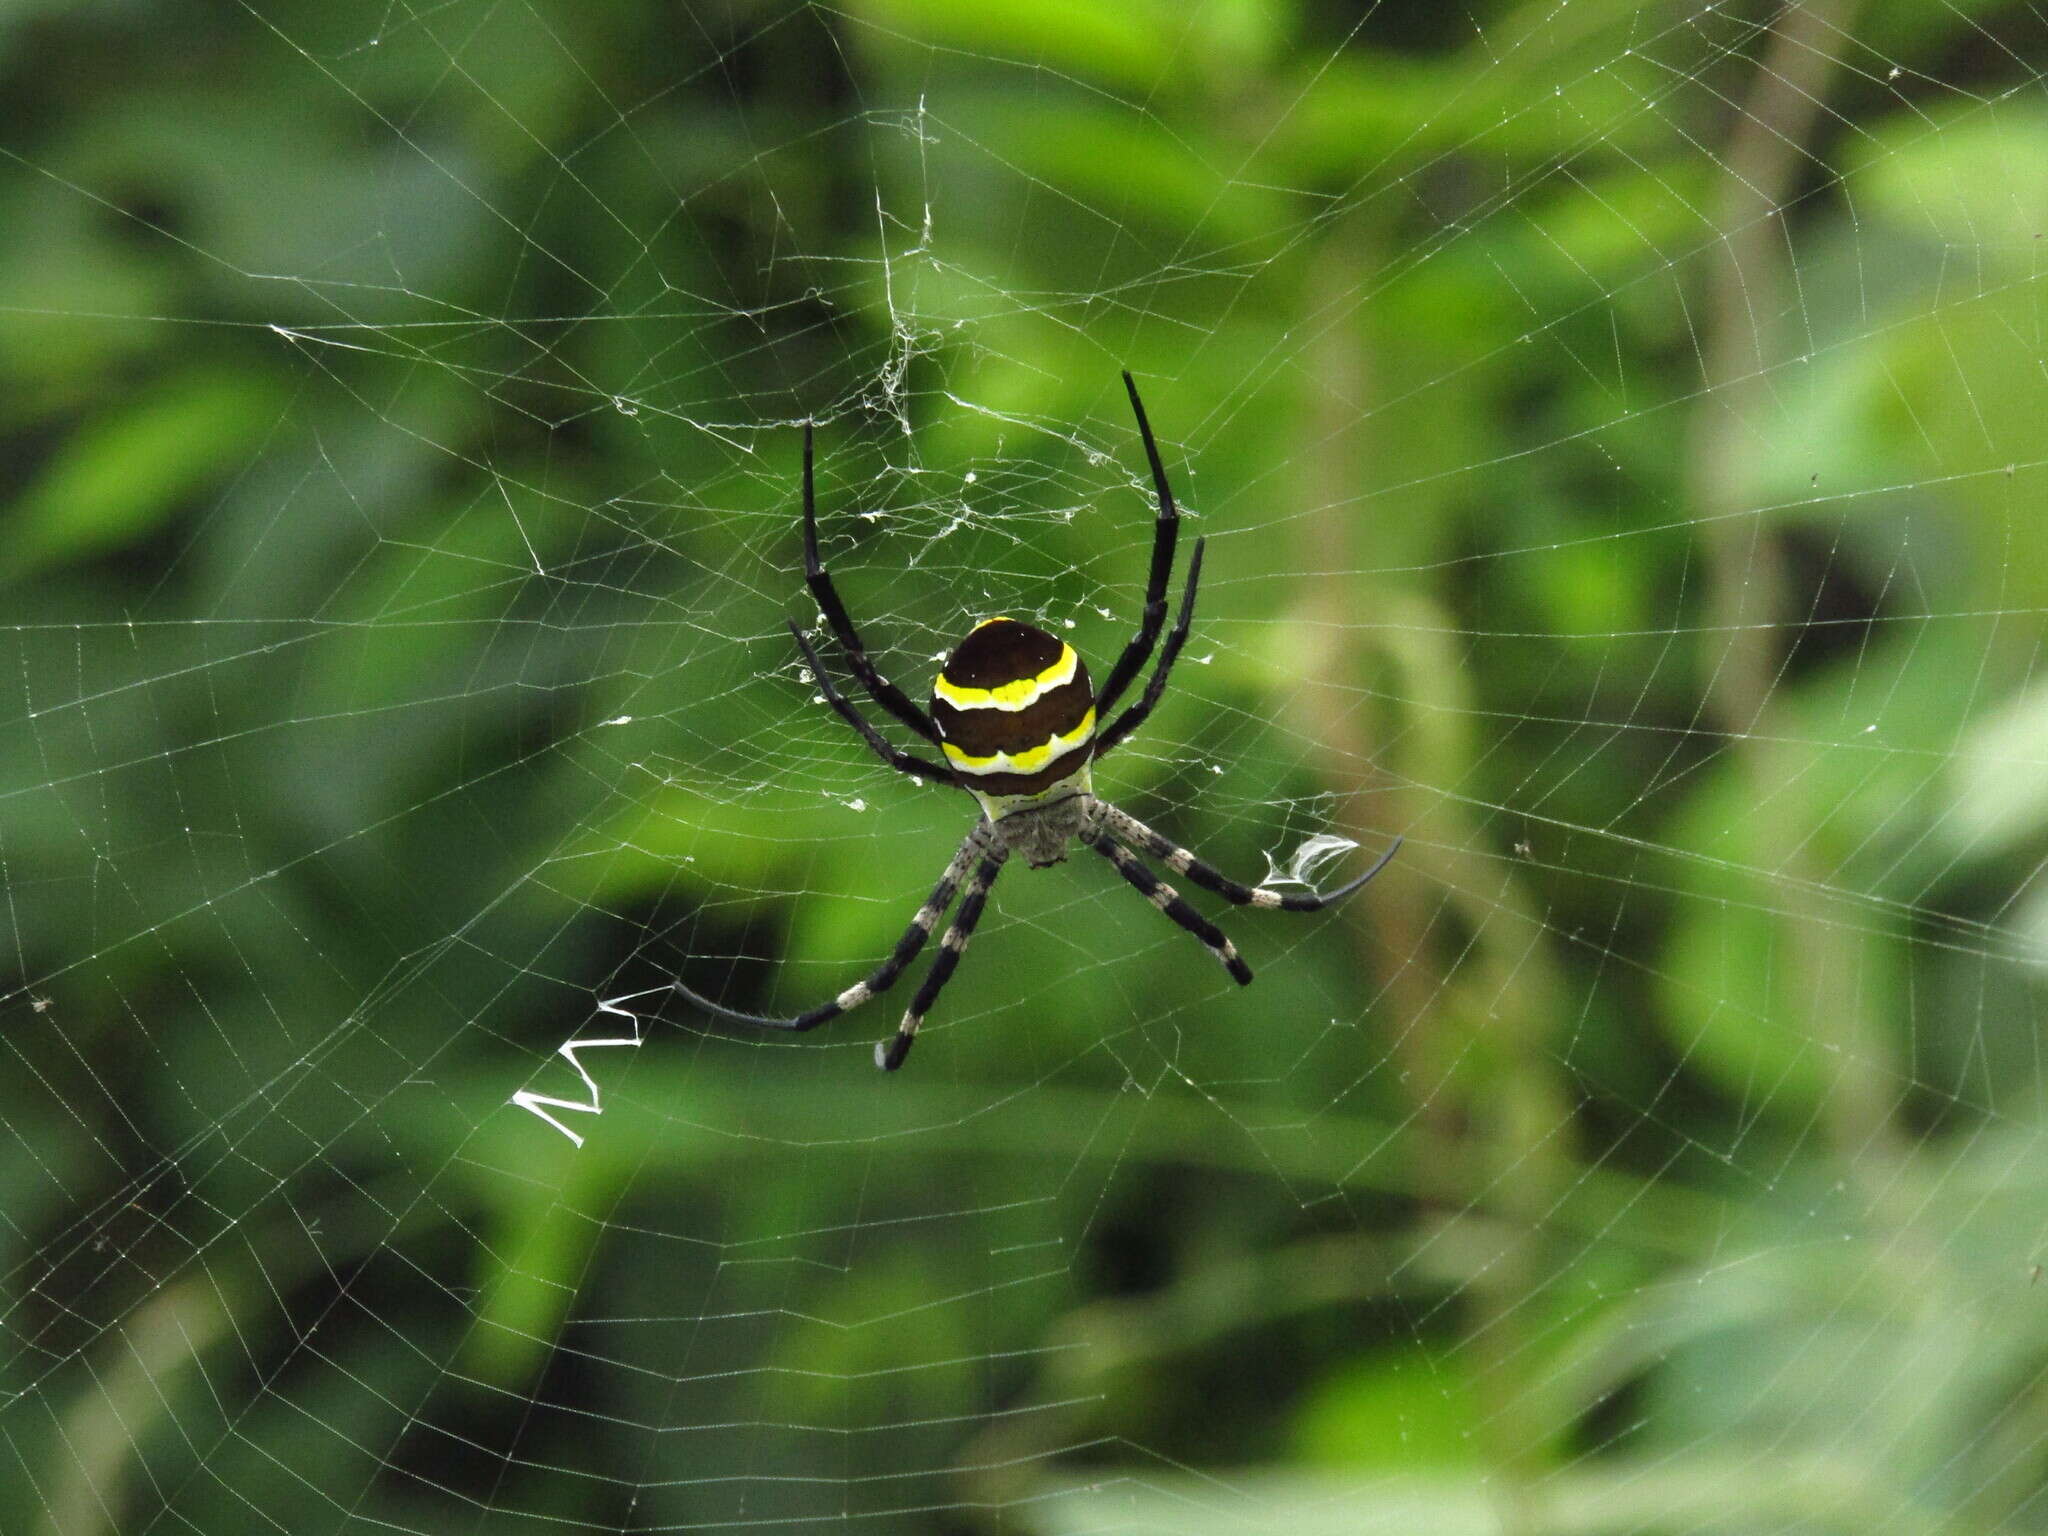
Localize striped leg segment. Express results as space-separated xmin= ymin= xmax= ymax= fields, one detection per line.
xmin=1095 ymin=805 xmax=1400 ymax=911
xmin=800 ymin=423 xmax=945 ymax=746
xmin=674 ymin=829 xmax=985 ymax=1034
xmin=1092 ymin=371 xmax=1184 ymax=720
xmin=1085 ymin=831 xmax=1253 ymax=986
xmin=877 ymin=852 xmax=1008 ymax=1072
xmin=1094 ymin=535 xmax=1203 ymax=758
xmin=787 ymin=620 xmax=955 ymax=784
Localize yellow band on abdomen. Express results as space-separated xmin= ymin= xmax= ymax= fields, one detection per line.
xmin=941 ymin=707 xmax=1096 ymax=776
xmin=933 ymin=642 xmax=1078 ymax=712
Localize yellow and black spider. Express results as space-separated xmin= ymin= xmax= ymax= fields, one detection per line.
xmin=676 ymin=372 xmax=1400 ymax=1070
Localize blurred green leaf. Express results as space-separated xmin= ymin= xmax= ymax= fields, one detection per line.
xmin=2 ymin=368 xmax=279 ymax=584
xmin=1856 ymin=102 xmax=2048 ymax=256
xmin=1291 ymin=1346 xmax=1480 ymax=1470
xmin=465 ymin=1151 xmax=610 ymax=1387
xmin=1951 ymin=678 xmax=2048 ymax=860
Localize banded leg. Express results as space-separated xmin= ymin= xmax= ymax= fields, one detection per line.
xmin=673 ymin=828 xmax=985 ymax=1033
xmin=1094 ymin=536 xmax=1204 ymax=758
xmin=788 ymin=620 xmax=954 ymax=783
xmin=801 ymin=423 xmax=945 ymax=745
xmin=1092 ymin=371 xmax=1184 ymax=719
xmin=1085 ymin=831 xmax=1252 ymax=985
xmin=1095 ymin=804 xmax=1400 ymax=911
xmin=877 ymin=851 xmax=1007 ymax=1072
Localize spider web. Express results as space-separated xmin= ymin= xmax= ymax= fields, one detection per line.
xmin=4 ymin=1 xmax=2048 ymax=1531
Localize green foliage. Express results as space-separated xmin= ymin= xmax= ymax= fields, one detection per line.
xmin=4 ymin=1 xmax=2048 ymax=1532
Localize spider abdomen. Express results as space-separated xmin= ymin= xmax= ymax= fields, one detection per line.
xmin=931 ymin=617 xmax=1095 ymax=801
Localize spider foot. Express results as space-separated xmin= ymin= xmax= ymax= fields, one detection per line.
xmin=876 ymin=1031 xmax=916 ymax=1072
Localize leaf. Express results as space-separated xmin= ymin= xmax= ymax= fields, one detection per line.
xmin=1950 ymin=678 xmax=2048 ymax=860
xmin=2 ymin=368 xmax=280 ymax=585
xmin=1023 ymin=1471 xmax=1498 ymax=1535
xmin=1291 ymin=1347 xmax=1482 ymax=1471
xmin=854 ymin=0 xmax=1281 ymax=93
xmin=1857 ymin=103 xmax=2048 ymax=256
xmin=462 ymin=1151 xmax=610 ymax=1388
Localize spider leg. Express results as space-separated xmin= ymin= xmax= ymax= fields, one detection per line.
xmin=673 ymin=826 xmax=987 ymax=1034
xmin=788 ymin=620 xmax=955 ymax=783
xmin=876 ymin=850 xmax=1008 ymax=1072
xmin=1093 ymin=536 xmax=1203 ymax=759
xmin=801 ymin=423 xmax=946 ymax=746
xmin=1097 ymin=804 xmax=1401 ymax=911
xmin=1091 ymin=371 xmax=1183 ymax=719
xmin=1084 ymin=829 xmax=1253 ymax=985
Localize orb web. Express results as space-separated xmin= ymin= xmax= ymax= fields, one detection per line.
xmin=3 ymin=3 xmax=2048 ymax=1532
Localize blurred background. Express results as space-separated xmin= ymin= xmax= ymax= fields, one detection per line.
xmin=4 ymin=1 xmax=2048 ymax=1531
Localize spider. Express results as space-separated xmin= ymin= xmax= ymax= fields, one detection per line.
xmin=675 ymin=372 xmax=1400 ymax=1071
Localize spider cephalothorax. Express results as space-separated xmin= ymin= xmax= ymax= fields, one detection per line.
xmin=675 ymin=372 xmax=1399 ymax=1071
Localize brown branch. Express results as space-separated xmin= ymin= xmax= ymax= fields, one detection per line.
xmin=1687 ymin=0 xmax=1895 ymax=1156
